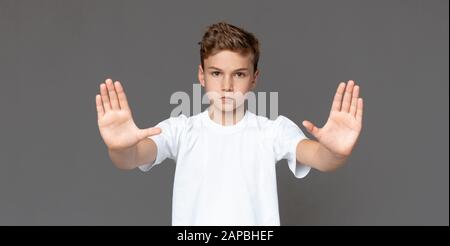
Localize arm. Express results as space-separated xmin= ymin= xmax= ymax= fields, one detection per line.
xmin=108 ymin=138 xmax=158 ymax=170
xmin=296 ymin=139 xmax=348 ymax=172
xmin=298 ymin=80 xmax=364 ymax=172
xmin=96 ymin=78 xmax=161 ymax=170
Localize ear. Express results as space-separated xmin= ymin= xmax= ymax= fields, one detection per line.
xmin=198 ymin=64 xmax=205 ymax=88
xmin=251 ymin=70 xmax=259 ymax=90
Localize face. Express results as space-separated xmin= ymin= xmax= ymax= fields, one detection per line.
xmin=198 ymin=50 xmax=259 ymax=112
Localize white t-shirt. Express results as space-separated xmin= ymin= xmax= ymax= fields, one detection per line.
xmin=139 ymin=110 xmax=311 ymax=226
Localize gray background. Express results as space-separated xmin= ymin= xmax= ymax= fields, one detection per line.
xmin=0 ymin=0 xmax=448 ymax=225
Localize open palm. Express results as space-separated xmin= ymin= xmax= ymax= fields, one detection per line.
xmin=96 ymin=79 xmax=160 ymax=150
xmin=302 ymin=80 xmax=364 ymax=157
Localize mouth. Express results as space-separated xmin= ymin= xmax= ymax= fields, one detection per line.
xmin=220 ymin=96 xmax=235 ymax=103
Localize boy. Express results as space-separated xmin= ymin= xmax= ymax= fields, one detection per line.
xmin=95 ymin=22 xmax=363 ymax=225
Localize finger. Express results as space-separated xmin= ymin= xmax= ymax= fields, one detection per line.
xmin=302 ymin=120 xmax=320 ymax=138
xmin=106 ymin=79 xmax=120 ymax=110
xmin=341 ymin=80 xmax=355 ymax=113
xmin=114 ymin=81 xmax=130 ymax=111
xmin=349 ymin=85 xmax=360 ymax=117
xmin=100 ymin=82 xmax=111 ymax=112
xmin=331 ymin=82 xmax=346 ymax=112
xmin=137 ymin=127 xmax=162 ymax=140
xmin=356 ymin=98 xmax=364 ymax=122
xmin=96 ymin=94 xmax=104 ymax=118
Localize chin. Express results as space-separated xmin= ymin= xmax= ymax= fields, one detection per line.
xmin=212 ymin=102 xmax=241 ymax=112
xmin=214 ymin=104 xmax=234 ymax=112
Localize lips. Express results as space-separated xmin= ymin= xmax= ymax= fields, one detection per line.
xmin=220 ymin=96 xmax=235 ymax=103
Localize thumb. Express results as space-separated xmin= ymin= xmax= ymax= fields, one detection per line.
xmin=137 ymin=127 xmax=162 ymax=140
xmin=302 ymin=120 xmax=320 ymax=138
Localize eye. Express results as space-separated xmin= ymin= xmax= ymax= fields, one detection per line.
xmin=211 ymin=71 xmax=221 ymax=77
xmin=235 ymin=72 xmax=246 ymax=78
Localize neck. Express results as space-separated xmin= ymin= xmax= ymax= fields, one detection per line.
xmin=208 ymin=106 xmax=246 ymax=126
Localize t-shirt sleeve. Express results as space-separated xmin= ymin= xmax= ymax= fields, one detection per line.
xmin=138 ymin=114 xmax=187 ymax=172
xmin=273 ymin=116 xmax=311 ymax=178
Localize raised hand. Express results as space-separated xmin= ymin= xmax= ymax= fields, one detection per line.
xmin=96 ymin=78 xmax=161 ymax=150
xmin=302 ymin=80 xmax=363 ymax=157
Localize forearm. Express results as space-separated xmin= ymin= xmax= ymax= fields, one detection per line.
xmin=108 ymin=138 xmax=157 ymax=170
xmin=314 ymin=143 xmax=348 ymax=171
xmin=108 ymin=144 xmax=138 ymax=170
xmin=296 ymin=139 xmax=348 ymax=172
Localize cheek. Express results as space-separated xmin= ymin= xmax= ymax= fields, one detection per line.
xmin=204 ymin=82 xmax=221 ymax=92
xmin=204 ymin=82 xmax=222 ymax=101
xmin=235 ymin=82 xmax=253 ymax=93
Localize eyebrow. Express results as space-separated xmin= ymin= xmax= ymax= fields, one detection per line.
xmin=207 ymin=66 xmax=249 ymax=72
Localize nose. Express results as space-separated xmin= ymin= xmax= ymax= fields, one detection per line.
xmin=222 ymin=75 xmax=233 ymax=92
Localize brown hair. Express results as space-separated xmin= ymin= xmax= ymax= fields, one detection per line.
xmin=199 ymin=22 xmax=260 ymax=72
